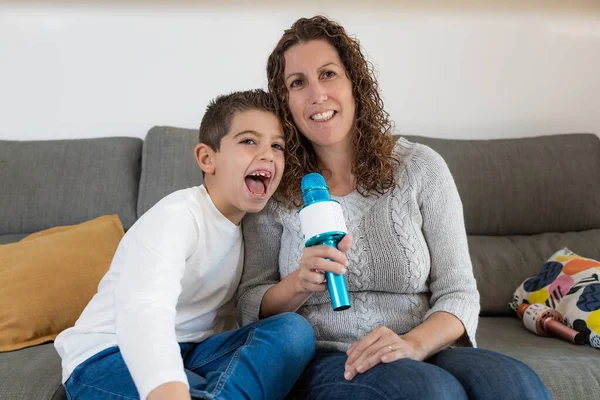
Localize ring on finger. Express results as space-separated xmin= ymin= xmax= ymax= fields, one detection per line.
xmin=388 ymin=345 xmax=395 ymax=352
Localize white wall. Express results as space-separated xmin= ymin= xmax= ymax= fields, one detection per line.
xmin=1 ymin=0 xmax=599 ymax=140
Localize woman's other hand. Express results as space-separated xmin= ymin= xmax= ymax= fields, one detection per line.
xmin=344 ymin=326 xmax=427 ymax=381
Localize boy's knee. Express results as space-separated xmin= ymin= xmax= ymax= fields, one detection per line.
xmin=261 ymin=313 xmax=315 ymax=359
xmin=276 ymin=312 xmax=314 ymax=337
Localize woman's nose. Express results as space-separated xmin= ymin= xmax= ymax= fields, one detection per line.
xmin=309 ymin=81 xmax=328 ymax=104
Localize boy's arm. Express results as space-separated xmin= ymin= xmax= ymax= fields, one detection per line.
xmin=114 ymin=204 xmax=199 ymax=400
xmin=147 ymin=382 xmax=191 ymax=400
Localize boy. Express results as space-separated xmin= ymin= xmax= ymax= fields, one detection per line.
xmin=54 ymin=90 xmax=316 ymax=400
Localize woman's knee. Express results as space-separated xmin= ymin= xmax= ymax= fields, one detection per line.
xmin=431 ymin=348 xmax=550 ymax=400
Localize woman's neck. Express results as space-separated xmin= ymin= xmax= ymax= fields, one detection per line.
xmin=314 ymin=142 xmax=356 ymax=197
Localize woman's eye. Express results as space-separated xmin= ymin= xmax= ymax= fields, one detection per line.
xmin=272 ymin=143 xmax=284 ymax=151
xmin=241 ymin=139 xmax=256 ymax=145
xmin=290 ymin=79 xmax=303 ymax=88
xmin=322 ymin=71 xmax=336 ymax=79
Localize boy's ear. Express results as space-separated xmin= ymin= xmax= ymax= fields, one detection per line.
xmin=194 ymin=143 xmax=216 ymax=175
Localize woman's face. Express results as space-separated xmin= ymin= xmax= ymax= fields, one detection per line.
xmin=283 ymin=40 xmax=356 ymax=150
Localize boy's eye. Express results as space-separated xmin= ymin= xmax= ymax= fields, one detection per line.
xmin=240 ymin=138 xmax=256 ymax=145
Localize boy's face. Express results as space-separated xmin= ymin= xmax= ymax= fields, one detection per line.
xmin=196 ymin=109 xmax=285 ymax=224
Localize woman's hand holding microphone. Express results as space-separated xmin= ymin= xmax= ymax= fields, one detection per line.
xmin=294 ymin=234 xmax=352 ymax=294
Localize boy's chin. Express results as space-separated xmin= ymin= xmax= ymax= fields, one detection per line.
xmin=243 ymin=185 xmax=272 ymax=211
xmin=242 ymin=199 xmax=269 ymax=214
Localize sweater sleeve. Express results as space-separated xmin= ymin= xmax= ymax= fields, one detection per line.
xmin=236 ymin=202 xmax=283 ymax=326
xmin=114 ymin=204 xmax=198 ymax=399
xmin=412 ymin=144 xmax=480 ymax=347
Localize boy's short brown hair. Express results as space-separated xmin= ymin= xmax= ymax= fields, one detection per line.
xmin=199 ymin=89 xmax=276 ymax=151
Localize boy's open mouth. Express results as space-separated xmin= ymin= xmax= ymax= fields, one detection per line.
xmin=245 ymin=170 xmax=272 ymax=196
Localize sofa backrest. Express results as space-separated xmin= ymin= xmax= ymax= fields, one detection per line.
xmin=139 ymin=128 xmax=600 ymax=315
xmin=0 ymin=138 xmax=142 ymax=235
xmin=404 ymin=134 xmax=600 ymax=235
xmin=137 ymin=126 xmax=203 ymax=217
xmin=404 ymin=133 xmax=600 ymax=315
xmin=3 ymin=130 xmax=598 ymax=317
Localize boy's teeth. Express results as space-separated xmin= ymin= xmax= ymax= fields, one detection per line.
xmin=311 ymin=110 xmax=334 ymax=121
xmin=250 ymin=171 xmax=271 ymax=177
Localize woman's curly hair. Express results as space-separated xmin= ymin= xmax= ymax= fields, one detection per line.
xmin=267 ymin=15 xmax=398 ymax=208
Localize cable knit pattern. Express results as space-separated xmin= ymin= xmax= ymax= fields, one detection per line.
xmin=237 ymin=138 xmax=480 ymax=351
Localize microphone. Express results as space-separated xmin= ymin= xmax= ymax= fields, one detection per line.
xmin=516 ymin=303 xmax=585 ymax=345
xmin=298 ymin=172 xmax=351 ymax=311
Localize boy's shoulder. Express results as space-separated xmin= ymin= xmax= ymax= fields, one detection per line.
xmin=137 ymin=186 xmax=205 ymax=227
xmin=154 ymin=186 xmax=204 ymax=208
xmin=117 ymin=186 xmax=206 ymax=263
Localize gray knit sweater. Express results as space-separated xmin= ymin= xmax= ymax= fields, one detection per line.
xmin=237 ymin=138 xmax=480 ymax=351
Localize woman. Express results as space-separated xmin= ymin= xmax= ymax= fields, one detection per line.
xmin=237 ymin=16 xmax=550 ymax=399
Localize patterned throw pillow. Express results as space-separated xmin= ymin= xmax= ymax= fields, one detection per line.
xmin=510 ymin=248 xmax=600 ymax=348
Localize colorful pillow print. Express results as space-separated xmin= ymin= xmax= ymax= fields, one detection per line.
xmin=510 ymin=248 xmax=600 ymax=348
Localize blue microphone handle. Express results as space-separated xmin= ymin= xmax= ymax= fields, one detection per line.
xmin=299 ymin=172 xmax=350 ymax=311
xmin=321 ymin=238 xmax=351 ymax=311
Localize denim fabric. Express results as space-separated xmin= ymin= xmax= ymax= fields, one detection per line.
xmin=64 ymin=312 xmax=315 ymax=400
xmin=289 ymin=347 xmax=550 ymax=400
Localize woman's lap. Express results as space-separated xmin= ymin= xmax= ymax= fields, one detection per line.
xmin=428 ymin=347 xmax=550 ymax=400
xmin=289 ymin=347 xmax=550 ymax=400
xmin=289 ymin=350 xmax=466 ymax=400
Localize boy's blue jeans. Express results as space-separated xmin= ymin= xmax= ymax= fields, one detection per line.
xmin=64 ymin=312 xmax=315 ymax=400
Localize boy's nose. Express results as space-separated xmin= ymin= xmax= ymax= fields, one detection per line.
xmin=259 ymin=147 xmax=275 ymax=162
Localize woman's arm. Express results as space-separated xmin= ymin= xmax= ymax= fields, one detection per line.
xmin=344 ymin=311 xmax=464 ymax=380
xmin=344 ymin=144 xmax=479 ymax=380
xmin=417 ymin=144 xmax=480 ymax=346
xmin=237 ymin=203 xmax=351 ymax=323
xmin=236 ymin=204 xmax=285 ymax=325
xmin=260 ymin=236 xmax=352 ymax=318
xmin=401 ymin=311 xmax=465 ymax=358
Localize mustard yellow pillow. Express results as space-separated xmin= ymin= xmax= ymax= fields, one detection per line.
xmin=0 ymin=215 xmax=124 ymax=352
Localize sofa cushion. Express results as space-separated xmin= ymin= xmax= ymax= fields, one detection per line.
xmin=0 ymin=344 xmax=65 ymax=400
xmin=0 ymin=234 xmax=28 ymax=245
xmin=477 ymin=316 xmax=600 ymax=400
xmin=469 ymin=229 xmax=600 ymax=315
xmin=0 ymin=137 xmax=142 ymax=234
xmin=0 ymin=215 xmax=123 ymax=352
xmin=138 ymin=126 xmax=203 ymax=217
xmin=511 ymin=248 xmax=600 ymax=347
xmin=404 ymin=134 xmax=600 ymax=236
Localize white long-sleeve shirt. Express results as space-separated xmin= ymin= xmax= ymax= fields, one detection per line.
xmin=55 ymin=185 xmax=243 ymax=400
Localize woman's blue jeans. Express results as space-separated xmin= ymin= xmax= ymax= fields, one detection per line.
xmin=64 ymin=312 xmax=315 ymax=400
xmin=288 ymin=347 xmax=551 ymax=400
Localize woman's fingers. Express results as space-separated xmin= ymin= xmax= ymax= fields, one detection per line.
xmin=311 ymin=257 xmax=347 ymax=275
xmin=296 ymin=265 xmax=328 ymax=293
xmin=299 ymin=247 xmax=348 ymax=275
xmin=296 ymin=241 xmax=350 ymax=294
xmin=345 ymin=327 xmax=403 ymax=380
xmin=345 ymin=329 xmax=381 ymax=366
xmin=310 ymin=244 xmax=349 ymax=266
xmin=337 ymin=233 xmax=353 ymax=252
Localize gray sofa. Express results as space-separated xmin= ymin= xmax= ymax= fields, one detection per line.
xmin=1 ymin=128 xmax=599 ymax=400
